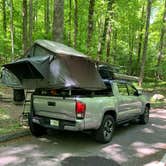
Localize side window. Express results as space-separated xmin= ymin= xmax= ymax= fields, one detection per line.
xmin=117 ymin=83 xmax=128 ymax=96
xmin=127 ymin=84 xmax=137 ymax=96
xmin=98 ymin=69 xmax=110 ymax=79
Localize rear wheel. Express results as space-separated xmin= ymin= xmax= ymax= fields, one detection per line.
xmin=28 ymin=113 xmax=47 ymax=137
xmin=13 ymin=89 xmax=25 ymax=101
xmin=95 ymin=115 xmax=115 ymax=143
xmin=139 ymin=106 xmax=149 ymax=124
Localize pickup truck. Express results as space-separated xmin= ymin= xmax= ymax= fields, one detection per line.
xmin=28 ymin=79 xmax=150 ymax=143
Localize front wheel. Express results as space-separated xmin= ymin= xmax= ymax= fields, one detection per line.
xmin=95 ymin=115 xmax=115 ymax=143
xmin=28 ymin=113 xmax=47 ymax=137
xmin=139 ymin=107 xmax=150 ymax=124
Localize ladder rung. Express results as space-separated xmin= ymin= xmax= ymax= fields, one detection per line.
xmin=26 ymin=91 xmax=34 ymax=93
xmin=25 ymin=100 xmax=31 ymax=102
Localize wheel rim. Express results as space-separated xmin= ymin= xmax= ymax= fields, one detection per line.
xmin=144 ymin=109 xmax=149 ymax=123
xmin=103 ymin=119 xmax=113 ymax=140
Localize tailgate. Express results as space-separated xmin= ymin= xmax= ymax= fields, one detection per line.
xmin=33 ymin=95 xmax=76 ymax=121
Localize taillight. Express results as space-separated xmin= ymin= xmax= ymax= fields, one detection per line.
xmin=75 ymin=101 xmax=86 ymax=119
xmin=50 ymin=89 xmax=57 ymax=96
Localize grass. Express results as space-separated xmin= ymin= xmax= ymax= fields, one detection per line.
xmin=142 ymin=81 xmax=166 ymax=109
xmin=151 ymin=101 xmax=166 ymax=109
xmin=142 ymin=81 xmax=166 ymax=93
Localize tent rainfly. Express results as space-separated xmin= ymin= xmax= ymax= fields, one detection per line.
xmin=2 ymin=40 xmax=106 ymax=90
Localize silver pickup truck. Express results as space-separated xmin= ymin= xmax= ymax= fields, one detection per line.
xmin=28 ymin=79 xmax=150 ymax=143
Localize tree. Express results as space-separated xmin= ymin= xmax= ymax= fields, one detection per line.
xmin=2 ymin=0 xmax=7 ymax=38
xmin=106 ymin=1 xmax=114 ymax=63
xmin=128 ymin=26 xmax=135 ymax=75
xmin=87 ymin=0 xmax=95 ymax=53
xmin=0 ymin=0 xmax=165 ymax=83
xmin=9 ymin=0 xmax=14 ymax=62
xmin=52 ymin=0 xmax=64 ymax=43
xmin=156 ymin=0 xmax=166 ymax=79
xmin=98 ymin=0 xmax=114 ymax=60
xmin=29 ymin=0 xmax=33 ymax=46
xmin=44 ymin=0 xmax=50 ymax=36
xmin=74 ymin=0 xmax=78 ymax=48
xmin=23 ymin=0 xmax=28 ymax=54
xmin=68 ymin=0 xmax=72 ymax=45
xmin=136 ymin=5 xmax=145 ymax=75
xmin=139 ymin=0 xmax=152 ymax=86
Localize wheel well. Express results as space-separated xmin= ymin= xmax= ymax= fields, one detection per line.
xmin=146 ymin=103 xmax=150 ymax=109
xmin=104 ymin=110 xmax=117 ymax=121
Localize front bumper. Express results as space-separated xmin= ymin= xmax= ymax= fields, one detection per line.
xmin=31 ymin=116 xmax=85 ymax=131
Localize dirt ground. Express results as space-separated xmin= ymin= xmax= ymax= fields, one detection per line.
xmin=0 ymin=86 xmax=23 ymax=120
xmin=0 ymin=85 xmax=25 ymax=134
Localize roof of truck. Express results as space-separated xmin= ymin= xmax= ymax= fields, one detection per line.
xmin=35 ymin=40 xmax=87 ymax=58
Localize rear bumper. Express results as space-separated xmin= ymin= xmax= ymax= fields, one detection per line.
xmin=31 ymin=116 xmax=85 ymax=131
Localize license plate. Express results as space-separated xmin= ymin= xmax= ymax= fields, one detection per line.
xmin=50 ymin=120 xmax=59 ymax=127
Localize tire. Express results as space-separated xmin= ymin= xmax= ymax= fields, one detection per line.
xmin=95 ymin=115 xmax=115 ymax=143
xmin=139 ymin=106 xmax=149 ymax=124
xmin=28 ymin=113 xmax=46 ymax=137
xmin=13 ymin=89 xmax=25 ymax=102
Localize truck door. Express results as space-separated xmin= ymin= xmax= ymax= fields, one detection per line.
xmin=116 ymin=82 xmax=130 ymax=120
xmin=126 ymin=83 xmax=142 ymax=116
xmin=116 ymin=82 xmax=142 ymax=120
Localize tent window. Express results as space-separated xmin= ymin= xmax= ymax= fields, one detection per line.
xmin=33 ymin=45 xmax=53 ymax=57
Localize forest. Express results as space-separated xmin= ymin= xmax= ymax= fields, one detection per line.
xmin=0 ymin=0 xmax=165 ymax=86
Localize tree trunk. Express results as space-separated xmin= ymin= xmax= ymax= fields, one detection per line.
xmin=139 ymin=0 xmax=152 ymax=87
xmin=106 ymin=21 xmax=112 ymax=63
xmin=52 ymin=0 xmax=64 ymax=43
xmin=74 ymin=0 xmax=78 ymax=48
xmin=128 ymin=29 xmax=134 ymax=75
xmin=137 ymin=5 xmax=145 ymax=75
xmin=45 ymin=0 xmax=50 ymax=35
xmin=2 ymin=0 xmax=7 ymax=38
xmin=87 ymin=0 xmax=95 ymax=53
xmin=2 ymin=0 xmax=7 ymax=62
xmin=68 ymin=0 xmax=72 ymax=46
xmin=29 ymin=0 xmax=33 ymax=46
xmin=23 ymin=0 xmax=28 ymax=54
xmin=106 ymin=0 xmax=114 ymax=62
xmin=9 ymin=0 xmax=14 ymax=62
xmin=98 ymin=0 xmax=114 ymax=60
xmin=112 ymin=29 xmax=117 ymax=63
xmin=33 ymin=0 xmax=38 ymax=24
xmin=156 ymin=0 xmax=166 ymax=79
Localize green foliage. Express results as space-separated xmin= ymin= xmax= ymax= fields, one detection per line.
xmin=0 ymin=0 xmax=165 ymax=82
xmin=0 ymin=108 xmax=22 ymax=135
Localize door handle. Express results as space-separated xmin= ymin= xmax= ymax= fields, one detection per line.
xmin=48 ymin=101 xmax=56 ymax=106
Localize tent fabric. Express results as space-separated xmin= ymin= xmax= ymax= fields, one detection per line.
xmin=35 ymin=40 xmax=87 ymax=58
xmin=2 ymin=40 xmax=106 ymax=90
xmin=43 ymin=56 xmax=104 ymax=89
xmin=1 ymin=68 xmax=22 ymax=88
xmin=3 ymin=50 xmax=106 ymax=90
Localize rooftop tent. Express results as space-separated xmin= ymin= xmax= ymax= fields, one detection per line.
xmin=1 ymin=68 xmax=22 ymax=88
xmin=34 ymin=40 xmax=87 ymax=58
xmin=48 ymin=55 xmax=106 ymax=90
xmin=3 ymin=40 xmax=106 ymax=90
xmin=3 ymin=56 xmax=48 ymax=80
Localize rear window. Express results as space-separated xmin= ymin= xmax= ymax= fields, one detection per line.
xmin=34 ymin=87 xmax=113 ymax=97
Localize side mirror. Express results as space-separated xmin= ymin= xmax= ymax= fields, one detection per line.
xmin=138 ymin=90 xmax=142 ymax=96
xmin=134 ymin=90 xmax=142 ymax=96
